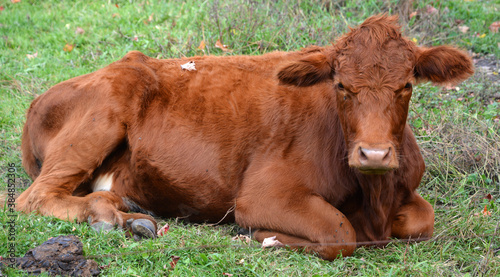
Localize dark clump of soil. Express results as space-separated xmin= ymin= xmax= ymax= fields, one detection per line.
xmin=2 ymin=235 xmax=100 ymax=276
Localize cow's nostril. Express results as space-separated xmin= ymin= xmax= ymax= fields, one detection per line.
xmin=359 ymin=147 xmax=368 ymax=161
xmin=383 ymin=147 xmax=392 ymax=162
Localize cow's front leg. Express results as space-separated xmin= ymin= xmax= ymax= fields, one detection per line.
xmin=391 ymin=192 xmax=434 ymax=240
xmin=235 ymin=163 xmax=356 ymax=260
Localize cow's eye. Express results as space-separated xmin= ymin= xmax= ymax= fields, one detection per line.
xmin=338 ymin=83 xmax=344 ymax=90
xmin=404 ymin=83 xmax=412 ymax=89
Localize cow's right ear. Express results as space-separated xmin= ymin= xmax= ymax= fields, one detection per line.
xmin=278 ymin=52 xmax=334 ymax=87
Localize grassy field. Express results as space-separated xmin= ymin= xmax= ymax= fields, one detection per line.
xmin=1 ymin=0 xmax=499 ymax=276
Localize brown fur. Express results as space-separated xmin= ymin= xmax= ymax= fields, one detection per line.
xmin=17 ymin=15 xmax=473 ymax=260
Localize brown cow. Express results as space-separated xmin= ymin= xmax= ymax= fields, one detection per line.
xmin=17 ymin=15 xmax=473 ymax=260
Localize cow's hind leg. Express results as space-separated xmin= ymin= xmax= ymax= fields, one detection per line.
xmin=17 ymin=113 xmax=157 ymax=238
xmin=391 ymin=193 xmax=434 ymax=240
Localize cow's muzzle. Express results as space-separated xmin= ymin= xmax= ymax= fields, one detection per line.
xmin=348 ymin=142 xmax=399 ymax=175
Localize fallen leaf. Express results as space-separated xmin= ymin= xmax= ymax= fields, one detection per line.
xmin=26 ymin=52 xmax=38 ymax=59
xmin=215 ymin=39 xmax=231 ymax=52
xmin=181 ymin=61 xmax=196 ymax=71
xmin=99 ymin=262 xmax=111 ymax=270
xmin=262 ymin=236 xmax=283 ymax=248
xmin=231 ymin=234 xmax=251 ymax=243
xmin=476 ymin=33 xmax=486 ymax=38
xmin=426 ymin=5 xmax=438 ymax=14
xmin=63 ymin=44 xmax=74 ymax=52
xmin=458 ymin=25 xmax=469 ymax=34
xmin=148 ymin=13 xmax=154 ymax=22
xmin=484 ymin=194 xmax=492 ymax=201
xmin=157 ymin=223 xmax=170 ymax=237
xmin=112 ymin=13 xmax=120 ymax=18
xmin=75 ymin=27 xmax=85 ymax=35
xmin=198 ymin=40 xmax=206 ymax=50
xmin=11 ymin=0 xmax=21 ymax=3
xmin=482 ymin=205 xmax=491 ymax=216
xmin=444 ymin=85 xmax=459 ymax=91
xmin=489 ymin=21 xmax=500 ymax=33
xmin=223 ymin=273 xmax=233 ymax=276
xmin=409 ymin=11 xmax=417 ymax=19
xmin=115 ymin=4 xmax=119 ymax=8
xmin=170 ymin=255 xmax=180 ymax=269
xmin=455 ymin=19 xmax=465 ymax=25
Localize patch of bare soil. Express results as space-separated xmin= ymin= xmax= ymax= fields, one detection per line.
xmin=1 ymin=235 xmax=100 ymax=276
xmin=474 ymin=54 xmax=500 ymax=83
xmin=468 ymin=54 xmax=500 ymax=105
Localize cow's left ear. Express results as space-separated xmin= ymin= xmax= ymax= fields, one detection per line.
xmin=415 ymin=46 xmax=474 ymax=85
xmin=278 ymin=52 xmax=334 ymax=87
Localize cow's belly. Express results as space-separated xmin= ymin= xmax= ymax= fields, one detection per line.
xmin=112 ymin=123 xmax=241 ymax=223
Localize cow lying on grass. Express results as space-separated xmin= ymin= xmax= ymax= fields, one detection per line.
xmin=17 ymin=15 xmax=473 ymax=260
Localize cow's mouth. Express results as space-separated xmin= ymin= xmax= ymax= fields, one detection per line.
xmin=356 ymin=167 xmax=393 ymax=175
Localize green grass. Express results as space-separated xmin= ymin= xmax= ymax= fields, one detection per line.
xmin=1 ymin=0 xmax=499 ymax=276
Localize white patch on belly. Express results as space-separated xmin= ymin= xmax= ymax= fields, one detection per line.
xmin=92 ymin=173 xmax=114 ymax=192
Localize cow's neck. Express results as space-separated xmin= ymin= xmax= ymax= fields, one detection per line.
xmin=355 ymin=172 xmax=397 ymax=240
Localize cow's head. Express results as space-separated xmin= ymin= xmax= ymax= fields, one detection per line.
xmin=278 ymin=15 xmax=473 ymax=175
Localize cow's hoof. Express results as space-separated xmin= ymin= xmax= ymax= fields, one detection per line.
xmin=91 ymin=221 xmax=114 ymax=233
xmin=128 ymin=219 xmax=157 ymax=240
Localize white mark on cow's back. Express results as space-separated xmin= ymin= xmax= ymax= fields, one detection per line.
xmin=92 ymin=173 xmax=114 ymax=192
xmin=181 ymin=61 xmax=196 ymax=71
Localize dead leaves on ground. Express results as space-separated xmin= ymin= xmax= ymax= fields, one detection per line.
xmin=458 ymin=25 xmax=470 ymax=34
xmin=26 ymin=52 xmax=37 ymax=59
xmin=63 ymin=43 xmax=74 ymax=52
xmin=215 ymin=39 xmax=231 ymax=52
xmin=262 ymin=236 xmax=283 ymax=248
xmin=196 ymin=39 xmax=232 ymax=54
xmin=407 ymin=5 xmax=498 ymax=41
xmin=75 ymin=27 xmax=85 ymax=35
xmin=231 ymin=234 xmax=251 ymax=243
xmin=169 ymin=255 xmax=180 ymax=269
xmin=157 ymin=223 xmax=170 ymax=237
xmin=198 ymin=40 xmax=206 ymax=51
xmin=474 ymin=193 xmax=494 ymax=217
xmin=490 ymin=21 xmax=500 ymax=33
xmin=481 ymin=194 xmax=493 ymax=216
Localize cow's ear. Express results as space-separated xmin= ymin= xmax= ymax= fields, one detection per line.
xmin=278 ymin=52 xmax=334 ymax=87
xmin=414 ymin=46 xmax=474 ymax=85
